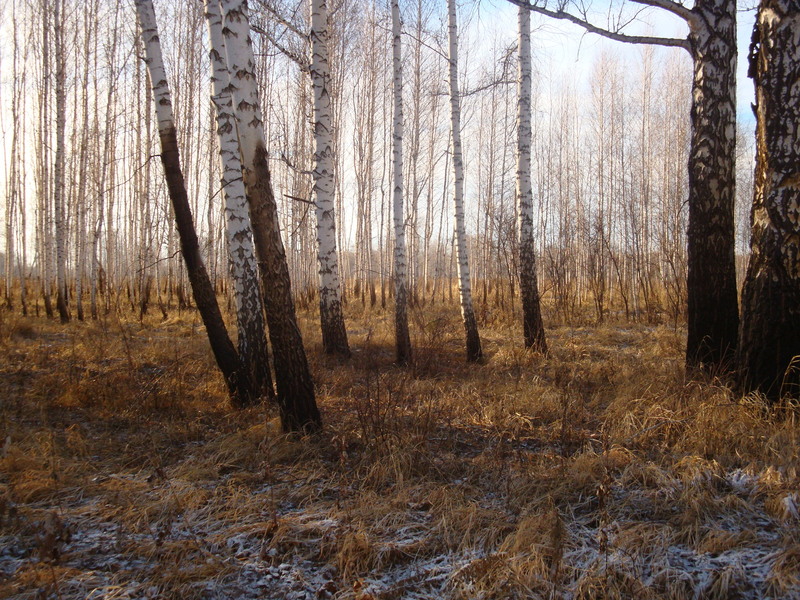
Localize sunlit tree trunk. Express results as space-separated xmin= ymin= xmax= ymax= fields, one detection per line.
xmin=447 ymin=0 xmax=482 ymax=361
xmin=738 ymin=0 xmax=800 ymax=399
xmin=221 ymin=0 xmax=321 ymax=432
xmin=310 ymin=0 xmax=350 ymax=356
xmin=516 ymin=3 xmax=547 ymax=353
xmin=205 ymin=0 xmax=274 ymax=402
xmin=134 ymin=0 xmax=252 ymax=405
xmin=391 ymin=0 xmax=412 ymax=364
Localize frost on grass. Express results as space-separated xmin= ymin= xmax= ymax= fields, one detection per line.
xmin=1 ymin=316 xmax=799 ymax=599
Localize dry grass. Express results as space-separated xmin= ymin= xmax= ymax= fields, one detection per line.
xmin=0 ymin=298 xmax=798 ymax=599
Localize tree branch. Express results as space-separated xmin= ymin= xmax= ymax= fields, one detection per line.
xmin=629 ymin=0 xmax=693 ymax=23
xmin=255 ymin=0 xmax=306 ymax=38
xmin=251 ymin=23 xmax=310 ymax=69
xmin=504 ymin=0 xmax=691 ymax=52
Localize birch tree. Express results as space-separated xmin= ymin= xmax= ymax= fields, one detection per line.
xmin=205 ymin=0 xmax=274 ymax=402
xmin=391 ymin=0 xmax=412 ymax=364
xmin=516 ymin=1 xmax=547 ymax=352
xmin=310 ymin=0 xmax=350 ymax=356
xmin=508 ymin=0 xmax=739 ymax=370
xmin=738 ymin=0 xmax=800 ymax=399
xmin=221 ymin=0 xmax=321 ymax=432
xmin=448 ymin=0 xmax=482 ymax=362
xmin=134 ymin=0 xmax=253 ymax=406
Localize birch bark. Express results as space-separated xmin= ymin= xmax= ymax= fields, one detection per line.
xmin=684 ymin=0 xmax=739 ymax=369
xmin=205 ymin=0 xmax=274 ymax=402
xmin=75 ymin=7 xmax=91 ymax=321
xmin=447 ymin=0 xmax=482 ymax=361
xmin=738 ymin=0 xmax=800 ymax=399
xmin=220 ymin=0 xmax=321 ymax=432
xmin=134 ymin=0 xmax=252 ymax=405
xmin=310 ymin=0 xmax=350 ymax=357
xmin=516 ymin=3 xmax=547 ymax=353
xmin=53 ymin=0 xmax=70 ymax=323
xmin=391 ymin=0 xmax=412 ymax=364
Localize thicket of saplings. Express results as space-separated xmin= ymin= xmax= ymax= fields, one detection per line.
xmin=1 ymin=274 xmax=798 ymax=599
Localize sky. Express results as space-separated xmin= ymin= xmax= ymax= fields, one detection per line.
xmin=477 ymin=0 xmax=758 ymax=127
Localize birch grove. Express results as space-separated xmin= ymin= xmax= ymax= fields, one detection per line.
xmin=0 ymin=0 xmax=776 ymax=398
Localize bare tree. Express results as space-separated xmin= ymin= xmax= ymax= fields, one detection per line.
xmin=391 ymin=0 xmax=412 ymax=364
xmin=310 ymin=0 xmax=351 ymax=356
xmin=221 ymin=0 xmax=321 ymax=432
xmin=447 ymin=0 xmax=482 ymax=362
xmin=515 ymin=1 xmax=547 ymax=352
xmin=738 ymin=0 xmax=800 ymax=399
xmin=507 ymin=0 xmax=739 ymax=370
xmin=134 ymin=0 xmax=253 ymax=406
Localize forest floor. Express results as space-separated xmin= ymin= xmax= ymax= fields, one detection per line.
xmin=1 ymin=300 xmax=799 ymax=599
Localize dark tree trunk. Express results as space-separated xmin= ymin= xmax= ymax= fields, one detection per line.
xmin=684 ymin=0 xmax=740 ymax=370
xmin=159 ymin=125 xmax=254 ymax=406
xmin=738 ymin=0 xmax=800 ymax=399
xmin=245 ymin=145 xmax=321 ymax=432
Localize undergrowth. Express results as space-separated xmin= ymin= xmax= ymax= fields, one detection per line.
xmin=0 ymin=301 xmax=798 ymax=599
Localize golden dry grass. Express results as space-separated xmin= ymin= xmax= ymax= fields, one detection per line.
xmin=0 ymin=298 xmax=798 ymax=599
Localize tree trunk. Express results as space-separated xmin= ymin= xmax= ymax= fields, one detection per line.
xmin=516 ymin=3 xmax=547 ymax=353
xmin=220 ymin=0 xmax=321 ymax=432
xmin=685 ymin=0 xmax=739 ymax=369
xmin=53 ymin=0 xmax=70 ymax=323
xmin=134 ymin=0 xmax=252 ymax=406
xmin=738 ymin=0 xmax=800 ymax=399
xmin=447 ymin=0 xmax=482 ymax=362
xmin=310 ymin=0 xmax=350 ymax=357
xmin=205 ymin=0 xmax=274 ymax=403
xmin=391 ymin=0 xmax=412 ymax=364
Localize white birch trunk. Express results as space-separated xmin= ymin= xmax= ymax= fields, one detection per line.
xmin=310 ymin=0 xmax=350 ymax=356
xmin=391 ymin=0 xmax=411 ymax=364
xmin=205 ymin=0 xmax=274 ymax=399
xmin=53 ymin=0 xmax=69 ymax=322
xmin=516 ymin=4 xmax=547 ymax=352
xmin=75 ymin=8 xmax=90 ymax=321
xmin=220 ymin=0 xmax=320 ymax=432
xmin=447 ymin=0 xmax=482 ymax=361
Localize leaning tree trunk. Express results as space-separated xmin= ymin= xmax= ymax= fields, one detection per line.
xmin=391 ymin=0 xmax=412 ymax=364
xmin=310 ymin=0 xmax=350 ymax=357
xmin=447 ymin=0 xmax=482 ymax=362
xmin=205 ymin=0 xmax=274 ymax=403
xmin=684 ymin=0 xmax=739 ymax=369
xmin=516 ymin=2 xmax=547 ymax=353
xmin=220 ymin=0 xmax=321 ymax=432
xmin=738 ymin=0 xmax=800 ymax=400
xmin=134 ymin=0 xmax=252 ymax=406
